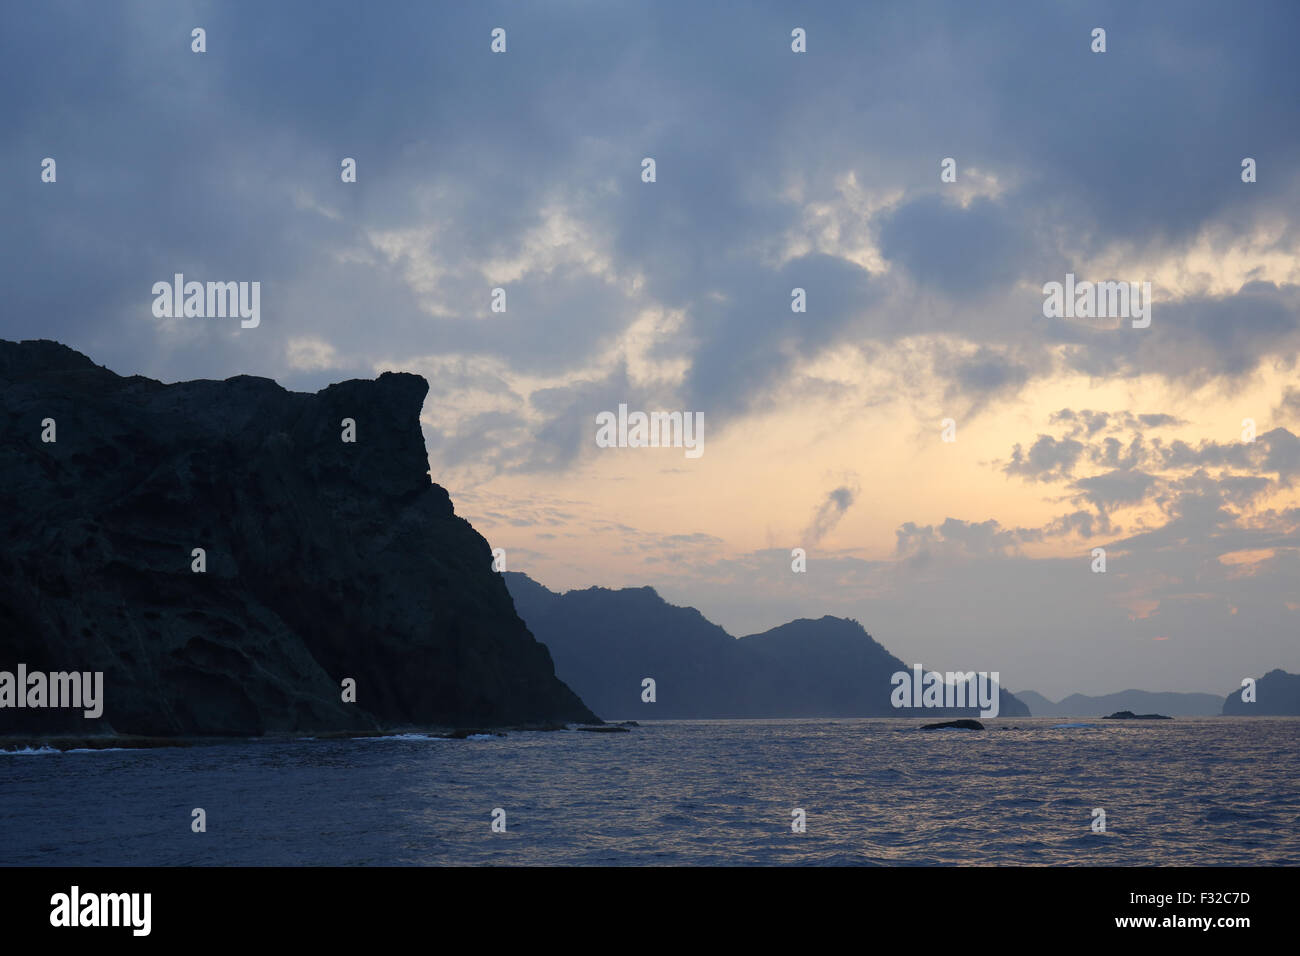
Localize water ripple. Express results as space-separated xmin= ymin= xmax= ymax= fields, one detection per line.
xmin=1 ymin=717 xmax=1296 ymax=865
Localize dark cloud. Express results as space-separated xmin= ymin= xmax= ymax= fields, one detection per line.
xmin=683 ymin=253 xmax=879 ymax=416
xmin=942 ymin=346 xmax=1035 ymax=411
xmin=1051 ymin=409 xmax=1111 ymax=438
xmin=1004 ymin=434 xmax=1085 ymax=481
xmin=1042 ymin=510 xmax=1108 ymax=538
xmin=1260 ymin=427 xmax=1300 ymax=485
xmin=1052 ymin=283 xmax=1300 ymax=387
xmin=877 ymin=195 xmax=1037 ymax=296
xmin=895 ymin=517 xmax=1038 ymax=561
xmin=1138 ymin=413 xmax=1183 ymax=428
xmin=2 ymin=0 xmax=1299 ymax=473
xmin=805 ymin=484 xmax=858 ymax=544
xmin=1274 ymin=387 xmax=1300 ymax=423
xmin=1091 ymin=435 xmax=1146 ymax=470
xmin=1072 ymin=469 xmax=1158 ymax=514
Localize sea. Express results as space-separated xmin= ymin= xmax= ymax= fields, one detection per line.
xmin=2 ymin=717 xmax=1297 ymax=866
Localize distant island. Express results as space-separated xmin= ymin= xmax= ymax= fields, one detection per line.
xmin=1015 ymin=689 xmax=1222 ymax=717
xmin=0 ymin=340 xmax=596 ymax=738
xmin=1102 ymin=711 xmax=1172 ymax=720
xmin=1221 ymin=669 xmax=1300 ymax=715
xmin=504 ymin=572 xmax=1030 ymax=719
xmin=1018 ymin=672 xmax=1300 ymax=718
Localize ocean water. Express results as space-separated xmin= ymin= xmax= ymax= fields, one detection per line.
xmin=2 ymin=718 xmax=1297 ymax=866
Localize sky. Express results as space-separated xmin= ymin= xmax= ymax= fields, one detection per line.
xmin=4 ymin=0 xmax=1299 ymax=699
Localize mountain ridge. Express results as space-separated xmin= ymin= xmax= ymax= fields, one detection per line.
xmin=1221 ymin=668 xmax=1300 ymax=715
xmin=505 ymin=571 xmax=1030 ymax=719
xmin=1014 ymin=688 xmax=1224 ymax=717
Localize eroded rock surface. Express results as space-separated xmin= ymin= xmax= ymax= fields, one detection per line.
xmin=0 ymin=339 xmax=596 ymax=736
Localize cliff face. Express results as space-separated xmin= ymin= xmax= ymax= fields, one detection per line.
xmin=0 ymin=339 xmax=595 ymax=735
xmin=506 ymin=572 xmax=1030 ymax=719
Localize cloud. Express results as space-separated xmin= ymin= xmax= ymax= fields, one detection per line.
xmin=805 ymin=484 xmax=859 ymax=544
xmin=4 ymin=2 xmax=1298 ymax=472
xmin=1051 ymin=409 xmax=1113 ymax=438
xmin=286 ymin=336 xmax=342 ymax=372
xmin=895 ymin=517 xmax=1038 ymax=562
xmin=1274 ymin=387 xmax=1300 ymax=424
xmin=877 ymin=195 xmax=1037 ymax=296
xmin=1004 ymin=435 xmax=1085 ymax=482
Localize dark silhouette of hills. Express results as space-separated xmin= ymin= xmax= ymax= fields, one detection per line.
xmin=1222 ymin=669 xmax=1300 ymax=715
xmin=1015 ymin=689 xmax=1223 ymax=717
xmin=505 ymin=572 xmax=1029 ymax=719
xmin=0 ymin=339 xmax=595 ymax=736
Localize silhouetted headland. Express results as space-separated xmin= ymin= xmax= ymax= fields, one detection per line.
xmin=0 ymin=339 xmax=596 ymax=738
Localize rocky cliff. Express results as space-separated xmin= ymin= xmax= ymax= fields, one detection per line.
xmin=0 ymin=339 xmax=595 ymax=735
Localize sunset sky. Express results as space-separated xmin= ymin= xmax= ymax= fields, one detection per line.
xmin=5 ymin=1 xmax=1299 ymax=698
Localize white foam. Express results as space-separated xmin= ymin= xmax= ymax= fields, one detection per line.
xmin=1 ymin=745 xmax=133 ymax=755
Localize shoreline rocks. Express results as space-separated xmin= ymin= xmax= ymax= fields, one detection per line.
xmin=920 ymin=718 xmax=984 ymax=730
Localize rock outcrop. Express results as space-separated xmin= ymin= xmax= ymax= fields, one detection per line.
xmin=1102 ymin=711 xmax=1172 ymax=720
xmin=920 ymin=719 xmax=983 ymax=730
xmin=0 ymin=339 xmax=596 ymax=736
